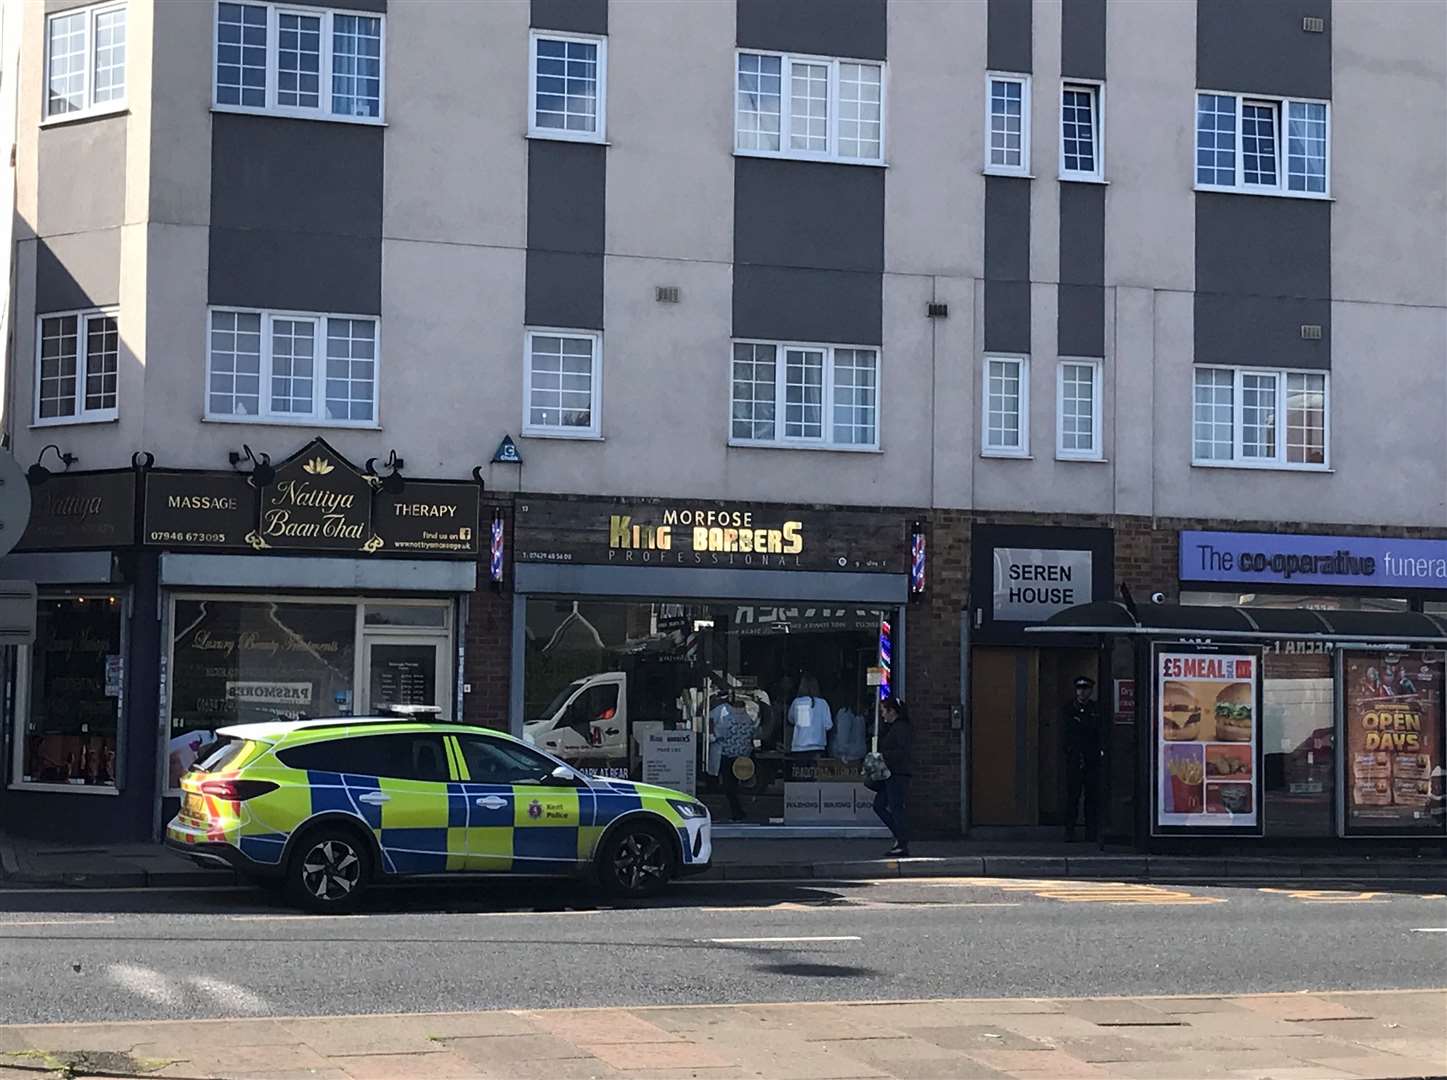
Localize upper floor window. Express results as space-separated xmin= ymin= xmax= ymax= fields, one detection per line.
xmin=1193 ymin=366 xmax=1328 ymax=469
xmin=529 ymin=31 xmax=607 ymax=142
xmin=35 ymin=310 xmax=119 ymax=425
xmin=985 ymin=73 xmax=1030 ymax=176
xmin=214 ymin=3 xmax=383 ymax=123
xmin=1195 ymin=92 xmax=1329 ymax=197
xmin=735 ymin=51 xmax=885 ymax=165
xmin=206 ymin=308 xmax=378 ymax=426
xmin=731 ymin=341 xmax=879 ymax=450
xmin=44 ymin=3 xmax=126 ymax=121
xmin=1060 ymin=81 xmax=1102 ymax=181
xmin=982 ymin=354 xmax=1029 ymax=456
xmin=1057 ymin=359 xmax=1102 ymax=460
xmin=524 ymin=329 xmax=602 ymax=438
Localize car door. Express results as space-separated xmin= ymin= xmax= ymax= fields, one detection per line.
xmin=291 ymin=732 xmax=457 ymax=875
xmin=452 ymin=734 xmax=592 ymax=874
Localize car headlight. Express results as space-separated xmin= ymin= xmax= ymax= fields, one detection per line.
xmin=668 ymin=799 xmax=708 ymax=819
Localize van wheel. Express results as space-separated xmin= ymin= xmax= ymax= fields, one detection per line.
xmin=286 ymin=827 xmax=371 ymax=913
xmin=598 ymin=820 xmax=675 ymax=899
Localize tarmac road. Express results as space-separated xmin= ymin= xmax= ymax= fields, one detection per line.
xmin=0 ymin=875 xmax=1442 ymax=1025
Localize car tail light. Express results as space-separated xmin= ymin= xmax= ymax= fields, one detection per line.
xmin=198 ymin=779 xmax=278 ymax=801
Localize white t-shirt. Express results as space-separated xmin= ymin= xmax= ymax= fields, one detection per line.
xmin=789 ymin=695 xmax=833 ymax=752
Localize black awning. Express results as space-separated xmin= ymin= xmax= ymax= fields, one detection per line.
xmin=1029 ymin=602 xmax=1447 ymax=644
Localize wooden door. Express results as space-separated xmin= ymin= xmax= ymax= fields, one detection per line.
xmin=970 ymin=648 xmax=1039 ymax=825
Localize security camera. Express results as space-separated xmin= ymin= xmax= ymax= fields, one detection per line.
xmin=1150 ymin=592 xmax=1166 ymax=605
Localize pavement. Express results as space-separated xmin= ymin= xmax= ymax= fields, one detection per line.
xmin=0 ymin=989 xmax=1444 ymax=1079
xmin=3 ymin=832 xmax=1446 ymax=889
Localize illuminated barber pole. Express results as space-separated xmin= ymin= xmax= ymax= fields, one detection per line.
xmin=909 ymin=521 xmax=926 ymax=597
xmin=489 ymin=510 xmax=505 ymax=591
xmin=877 ymin=616 xmax=892 ymax=701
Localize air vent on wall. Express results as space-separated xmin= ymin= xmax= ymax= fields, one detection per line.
xmin=1302 ymin=16 xmax=1325 ymax=32
xmin=1300 ymin=324 xmax=1323 ymax=340
xmin=927 ymin=302 xmax=949 ymax=318
xmin=655 ymin=286 xmax=680 ymax=304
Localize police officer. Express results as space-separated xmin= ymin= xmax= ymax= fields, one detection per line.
xmin=1063 ymin=675 xmax=1102 ymax=842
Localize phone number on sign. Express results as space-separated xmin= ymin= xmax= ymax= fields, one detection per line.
xmin=148 ymin=531 xmax=229 ymax=544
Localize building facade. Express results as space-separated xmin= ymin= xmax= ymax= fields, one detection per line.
xmin=1 ymin=0 xmax=1444 ymax=845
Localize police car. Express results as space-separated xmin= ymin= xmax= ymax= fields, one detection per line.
xmin=164 ymin=706 xmax=711 ymax=912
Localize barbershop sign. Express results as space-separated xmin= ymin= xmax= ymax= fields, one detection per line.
xmin=514 ymin=497 xmax=904 ymax=573
xmin=1180 ymin=530 xmax=1447 ymax=591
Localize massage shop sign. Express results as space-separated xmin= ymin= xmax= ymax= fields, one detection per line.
xmin=140 ymin=439 xmax=480 ymax=558
xmin=514 ymin=497 xmax=905 ymax=573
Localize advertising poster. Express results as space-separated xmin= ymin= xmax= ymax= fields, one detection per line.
xmin=1342 ymin=651 xmax=1446 ymax=836
xmin=1155 ymin=647 xmax=1261 ymax=832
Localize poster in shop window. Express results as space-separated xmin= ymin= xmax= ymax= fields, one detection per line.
xmin=1153 ymin=646 xmax=1262 ymax=834
xmin=1342 ymin=651 xmax=1446 ymax=836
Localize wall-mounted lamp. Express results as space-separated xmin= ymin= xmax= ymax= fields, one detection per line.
xmin=228 ymin=444 xmax=274 ymax=488
xmin=365 ymin=450 xmax=406 ymax=495
xmin=27 ymin=444 xmax=77 ymax=485
xmin=131 ymin=451 xmax=155 ymax=472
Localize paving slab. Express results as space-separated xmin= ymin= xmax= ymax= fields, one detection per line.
xmin=326 ymin=1049 xmax=484 ymax=1078
xmin=841 ymin=999 xmax=1062 ymax=1026
xmin=278 ymin=1015 xmax=446 ymax=1056
xmin=1061 ymin=998 xmax=1183 ymax=1026
xmin=410 ymin=1012 xmax=544 ymax=1039
xmin=520 ymin=1008 xmax=682 ymax=1046
xmin=442 ymin=1032 xmax=597 ymax=1065
xmin=484 ymin=1058 xmax=621 ymax=1080
xmin=583 ymin=1039 xmax=736 ymax=1071
xmin=962 ymin=1047 xmax=1112 ymax=1075
xmin=905 ymin=1024 xmax=1052 ymax=1053
xmin=1237 ymin=996 xmax=1375 ymax=1023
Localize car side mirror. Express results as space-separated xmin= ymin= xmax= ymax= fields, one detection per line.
xmin=545 ymin=765 xmax=581 ymax=786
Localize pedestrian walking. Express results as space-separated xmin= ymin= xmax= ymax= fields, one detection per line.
xmin=874 ymin=697 xmax=913 ymax=857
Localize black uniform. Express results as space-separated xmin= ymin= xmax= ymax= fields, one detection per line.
xmin=1063 ymin=693 xmax=1102 ymax=840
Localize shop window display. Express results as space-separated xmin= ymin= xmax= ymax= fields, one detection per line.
xmin=524 ymin=599 xmax=890 ymax=823
xmin=167 ymin=599 xmax=357 ymax=788
xmin=17 ymin=595 xmax=125 ymax=788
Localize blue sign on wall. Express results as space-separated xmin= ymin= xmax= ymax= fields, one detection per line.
xmin=1180 ymin=531 xmax=1447 ymax=591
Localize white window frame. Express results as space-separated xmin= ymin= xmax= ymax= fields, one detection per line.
xmin=1193 ymin=89 xmax=1331 ymax=199
xmin=42 ymin=2 xmax=127 ymax=123
xmin=523 ymin=327 xmax=603 ymax=440
xmin=33 ymin=308 xmax=120 ymax=426
xmin=1191 ymin=364 xmax=1330 ymax=471
xmin=1059 ymin=79 xmax=1104 ymax=182
xmin=203 ymin=306 xmax=381 ymax=428
xmin=727 ymin=339 xmax=881 ymax=452
xmin=1056 ymin=357 xmax=1103 ymax=461
xmin=981 ymin=354 xmax=1030 ymax=458
xmin=733 ymin=49 xmax=887 ymax=166
xmin=984 ymin=71 xmax=1031 ymax=177
xmin=211 ymin=1 xmax=386 ymax=125
xmin=528 ymin=30 xmax=608 ymax=144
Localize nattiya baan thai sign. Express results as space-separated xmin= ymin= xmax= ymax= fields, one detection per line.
xmin=515 ymin=497 xmax=904 ymax=573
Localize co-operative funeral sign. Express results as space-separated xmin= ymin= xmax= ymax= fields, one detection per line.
xmin=1180 ymin=531 xmax=1447 ymax=591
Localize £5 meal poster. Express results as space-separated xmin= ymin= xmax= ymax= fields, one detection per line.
xmin=1156 ymin=648 xmax=1261 ymax=832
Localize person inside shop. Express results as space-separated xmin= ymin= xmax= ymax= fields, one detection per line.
xmin=873 ymin=697 xmax=913 ymax=857
xmin=830 ymin=692 xmax=869 ymax=763
xmin=708 ymin=690 xmax=755 ymax=822
xmin=788 ymin=673 xmax=833 ymax=762
xmin=1063 ymin=675 xmax=1103 ymax=842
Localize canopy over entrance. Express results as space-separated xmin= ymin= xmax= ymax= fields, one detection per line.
xmin=1027 ymin=601 xmax=1447 ymax=645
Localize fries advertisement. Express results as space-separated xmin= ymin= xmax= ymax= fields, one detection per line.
xmin=1155 ymin=648 xmax=1260 ymax=831
xmin=1343 ymin=651 xmax=1445 ymax=835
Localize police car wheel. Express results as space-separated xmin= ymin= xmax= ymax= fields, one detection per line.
xmin=287 ymin=829 xmax=371 ymax=913
xmin=599 ymin=821 xmax=674 ymax=898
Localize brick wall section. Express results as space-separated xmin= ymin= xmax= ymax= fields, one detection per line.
xmin=461 ymin=494 xmax=514 ymax=731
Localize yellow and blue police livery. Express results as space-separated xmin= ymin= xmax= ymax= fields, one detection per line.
xmin=165 ymin=712 xmax=710 ymax=912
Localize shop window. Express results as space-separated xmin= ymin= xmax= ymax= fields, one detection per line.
xmin=12 ymin=595 xmax=125 ymax=790
xmin=523 ymin=598 xmax=890 ymax=823
xmin=363 ymin=604 xmax=447 ymax=628
xmin=167 ymin=598 xmax=357 ymax=790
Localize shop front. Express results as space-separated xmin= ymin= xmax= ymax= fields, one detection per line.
xmin=0 ymin=438 xmax=482 ymax=842
xmin=965 ymin=524 xmax=1115 ymax=836
xmin=1035 ymin=599 xmax=1447 ymax=850
xmin=511 ymin=496 xmax=912 ymax=833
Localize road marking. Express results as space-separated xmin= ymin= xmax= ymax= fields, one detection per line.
xmin=0 ymin=917 xmax=115 ymax=926
xmin=702 ymin=935 xmax=862 ymax=944
xmin=991 ymin=881 xmax=1223 ymax=905
xmin=1410 ymin=928 xmax=1447 ymax=934
xmin=1259 ymin=888 xmax=1389 ymax=903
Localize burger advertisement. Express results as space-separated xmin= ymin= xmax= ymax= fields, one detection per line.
xmin=1342 ymin=651 xmax=1446 ymax=836
xmin=1154 ymin=647 xmax=1261 ymax=833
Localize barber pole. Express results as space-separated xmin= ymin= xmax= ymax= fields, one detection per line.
xmin=878 ymin=616 xmax=892 ymax=701
xmin=489 ymin=511 xmax=505 ymax=590
xmin=909 ymin=522 xmax=926 ymax=597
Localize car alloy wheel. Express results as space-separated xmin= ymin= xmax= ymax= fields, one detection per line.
xmin=300 ymin=838 xmax=361 ymax=902
xmin=612 ymin=828 xmax=666 ymax=893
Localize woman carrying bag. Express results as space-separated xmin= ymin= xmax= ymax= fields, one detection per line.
xmin=868 ymin=697 xmax=913 ymax=857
